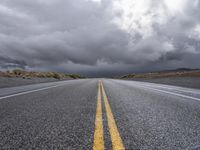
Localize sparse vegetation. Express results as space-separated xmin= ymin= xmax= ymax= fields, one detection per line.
xmin=12 ymin=69 xmax=25 ymax=76
xmin=119 ymin=69 xmax=200 ymax=79
xmin=0 ymin=69 xmax=84 ymax=79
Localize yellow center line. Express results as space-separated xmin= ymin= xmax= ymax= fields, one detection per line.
xmin=93 ymin=81 xmax=104 ymax=150
xmin=100 ymin=81 xmax=125 ymax=150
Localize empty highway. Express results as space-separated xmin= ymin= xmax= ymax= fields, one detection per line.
xmin=0 ymin=79 xmax=200 ymax=149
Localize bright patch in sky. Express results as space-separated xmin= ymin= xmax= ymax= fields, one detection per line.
xmin=112 ymin=0 xmax=153 ymax=36
xmin=88 ymin=0 xmax=101 ymax=3
xmin=164 ymin=0 xmax=185 ymax=13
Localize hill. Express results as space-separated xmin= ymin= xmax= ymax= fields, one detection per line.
xmin=0 ymin=69 xmax=84 ymax=79
xmin=119 ymin=69 xmax=200 ymax=79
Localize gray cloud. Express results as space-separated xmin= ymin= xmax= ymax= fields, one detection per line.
xmin=0 ymin=56 xmax=26 ymax=69
xmin=0 ymin=0 xmax=200 ymax=77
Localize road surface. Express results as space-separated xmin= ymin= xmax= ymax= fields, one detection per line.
xmin=0 ymin=79 xmax=200 ymax=149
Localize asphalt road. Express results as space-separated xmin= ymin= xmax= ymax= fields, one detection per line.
xmin=0 ymin=79 xmax=200 ymax=149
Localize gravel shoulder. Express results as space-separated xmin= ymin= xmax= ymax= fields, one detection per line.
xmin=0 ymin=77 xmax=71 ymax=88
xmin=126 ymin=77 xmax=200 ymax=89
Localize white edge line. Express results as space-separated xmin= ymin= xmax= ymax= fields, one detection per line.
xmin=0 ymin=84 xmax=66 ymax=100
xmin=117 ymin=79 xmax=200 ymax=94
xmin=139 ymin=83 xmax=200 ymax=94
xmin=125 ymin=79 xmax=200 ymax=94
xmin=133 ymin=83 xmax=200 ymax=101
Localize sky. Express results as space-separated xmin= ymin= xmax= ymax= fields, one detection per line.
xmin=0 ymin=0 xmax=200 ymax=77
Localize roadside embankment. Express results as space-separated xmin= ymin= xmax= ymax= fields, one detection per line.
xmin=0 ymin=69 xmax=84 ymax=88
xmin=119 ymin=70 xmax=200 ymax=89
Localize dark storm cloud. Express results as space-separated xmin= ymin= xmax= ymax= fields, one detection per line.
xmin=0 ymin=56 xmax=26 ymax=69
xmin=0 ymin=0 xmax=200 ymax=76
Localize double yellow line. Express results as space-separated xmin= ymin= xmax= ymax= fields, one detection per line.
xmin=93 ymin=81 xmax=125 ymax=150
